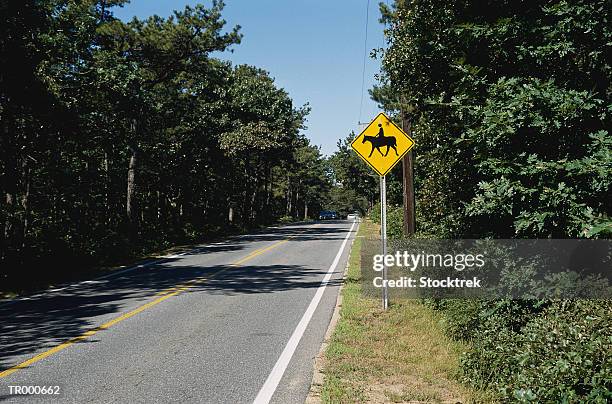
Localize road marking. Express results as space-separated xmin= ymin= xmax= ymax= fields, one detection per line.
xmin=231 ymin=239 xmax=290 ymax=266
xmin=253 ymin=220 xmax=357 ymax=404
xmin=0 ymin=237 xmax=292 ymax=379
xmin=0 ymin=285 xmax=188 ymax=378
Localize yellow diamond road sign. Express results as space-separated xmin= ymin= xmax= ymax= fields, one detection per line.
xmin=351 ymin=112 xmax=415 ymax=176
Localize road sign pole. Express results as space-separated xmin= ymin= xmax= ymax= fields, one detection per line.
xmin=350 ymin=111 xmax=415 ymax=310
xmin=380 ymin=175 xmax=389 ymax=310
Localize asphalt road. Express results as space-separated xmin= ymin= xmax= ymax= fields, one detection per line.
xmin=0 ymin=220 xmax=358 ymax=403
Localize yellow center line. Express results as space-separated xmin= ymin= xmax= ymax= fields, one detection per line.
xmin=230 ymin=238 xmax=290 ymax=266
xmin=0 ymin=236 xmax=294 ymax=378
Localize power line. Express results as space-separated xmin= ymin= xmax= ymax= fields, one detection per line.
xmin=358 ymin=0 xmax=370 ymax=124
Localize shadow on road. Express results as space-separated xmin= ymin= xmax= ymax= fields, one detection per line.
xmin=0 ymin=222 xmax=352 ymax=372
xmin=236 ymin=221 xmax=350 ymax=243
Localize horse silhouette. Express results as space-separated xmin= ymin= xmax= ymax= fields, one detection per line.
xmin=362 ymin=134 xmax=398 ymax=157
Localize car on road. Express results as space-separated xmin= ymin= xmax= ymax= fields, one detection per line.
xmin=347 ymin=211 xmax=361 ymax=220
xmin=318 ymin=210 xmax=338 ymax=220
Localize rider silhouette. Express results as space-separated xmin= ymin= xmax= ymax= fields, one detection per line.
xmin=362 ymin=123 xmax=398 ymax=157
xmin=376 ymin=123 xmax=384 ymax=138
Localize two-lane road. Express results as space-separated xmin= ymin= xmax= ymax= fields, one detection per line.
xmin=0 ymin=220 xmax=358 ymax=403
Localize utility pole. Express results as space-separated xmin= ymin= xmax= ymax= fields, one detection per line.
xmin=401 ymin=107 xmax=416 ymax=236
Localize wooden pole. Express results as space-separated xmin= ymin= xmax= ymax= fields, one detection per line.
xmin=401 ymin=109 xmax=416 ymax=236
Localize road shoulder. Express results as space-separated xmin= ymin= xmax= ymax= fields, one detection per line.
xmin=313 ymin=219 xmax=481 ymax=403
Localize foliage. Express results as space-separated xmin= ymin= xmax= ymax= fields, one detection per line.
xmin=462 ymin=79 xmax=611 ymax=237
xmin=369 ymin=202 xmax=403 ymax=240
xmin=375 ymin=0 xmax=612 ymax=401
xmin=327 ymin=187 xmax=367 ymax=218
xmin=378 ymin=0 xmax=611 ymax=238
xmin=0 ymin=1 xmax=331 ymax=290
xmin=328 ymin=132 xmax=379 ymax=210
xmin=459 ymin=300 xmax=612 ymax=402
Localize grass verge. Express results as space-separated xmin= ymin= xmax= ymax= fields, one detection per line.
xmin=319 ymin=219 xmax=484 ymax=403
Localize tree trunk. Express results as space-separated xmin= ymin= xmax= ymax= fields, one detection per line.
xmin=286 ymin=191 xmax=292 ymax=217
xmin=2 ymin=122 xmax=17 ymax=260
xmin=261 ymin=163 xmax=270 ymax=223
xmin=304 ymin=201 xmax=308 ymax=220
xmin=250 ymin=175 xmax=258 ymax=223
xmin=141 ymin=191 xmax=145 ymax=224
xmin=156 ymin=190 xmax=162 ymax=222
xmin=103 ymin=150 xmax=110 ymax=224
xmin=266 ymin=165 xmax=272 ymax=215
xmin=4 ymin=191 xmax=14 ymax=248
xmin=20 ymin=159 xmax=31 ymax=249
xmin=243 ymin=157 xmax=251 ymax=225
xmin=126 ymin=143 xmax=139 ymax=230
xmin=294 ymin=180 xmax=300 ymax=218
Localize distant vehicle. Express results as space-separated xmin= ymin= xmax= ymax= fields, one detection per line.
xmin=318 ymin=210 xmax=338 ymax=220
xmin=347 ymin=211 xmax=360 ymax=220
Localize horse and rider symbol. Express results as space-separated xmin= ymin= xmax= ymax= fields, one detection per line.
xmin=351 ymin=112 xmax=414 ymax=176
xmin=362 ymin=123 xmax=398 ymax=157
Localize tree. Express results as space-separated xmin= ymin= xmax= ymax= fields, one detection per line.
xmin=329 ymin=132 xmax=379 ymax=210
xmin=0 ymin=1 xmax=327 ymax=289
xmin=220 ymin=65 xmax=309 ymax=224
xmin=376 ymin=2 xmax=612 ymax=401
xmin=378 ymin=0 xmax=611 ymax=238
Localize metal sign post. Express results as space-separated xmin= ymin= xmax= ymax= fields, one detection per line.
xmin=351 ymin=112 xmax=415 ymax=311
xmin=380 ymin=175 xmax=389 ymax=310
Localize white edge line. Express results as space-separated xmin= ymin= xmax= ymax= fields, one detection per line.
xmin=253 ymin=220 xmax=357 ymax=404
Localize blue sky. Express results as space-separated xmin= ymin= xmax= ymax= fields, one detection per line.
xmin=113 ymin=0 xmax=384 ymax=156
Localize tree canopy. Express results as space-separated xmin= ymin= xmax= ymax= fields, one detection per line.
xmin=0 ymin=1 xmax=332 ymax=289
xmin=354 ymin=1 xmax=612 ymax=401
xmin=374 ymin=0 xmax=611 ymax=239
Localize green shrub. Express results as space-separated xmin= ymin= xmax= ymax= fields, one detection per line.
xmin=459 ymin=300 xmax=612 ymax=402
xmin=387 ymin=205 xmax=404 ymax=239
xmin=431 ymin=299 xmax=486 ymax=341
xmin=368 ymin=203 xmax=404 ymax=240
xmin=278 ymin=215 xmax=294 ymax=224
xmin=369 ymin=202 xmax=381 ymax=224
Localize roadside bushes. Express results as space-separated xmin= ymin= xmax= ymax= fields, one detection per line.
xmin=370 ymin=0 xmax=612 ymax=400
xmin=369 ymin=202 xmax=381 ymax=224
xmin=431 ymin=299 xmax=612 ymax=402
xmin=369 ymin=203 xmax=612 ymax=400
xmin=369 ymin=202 xmax=404 ymax=240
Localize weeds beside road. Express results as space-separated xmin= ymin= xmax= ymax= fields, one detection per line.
xmin=319 ymin=220 xmax=486 ymax=403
